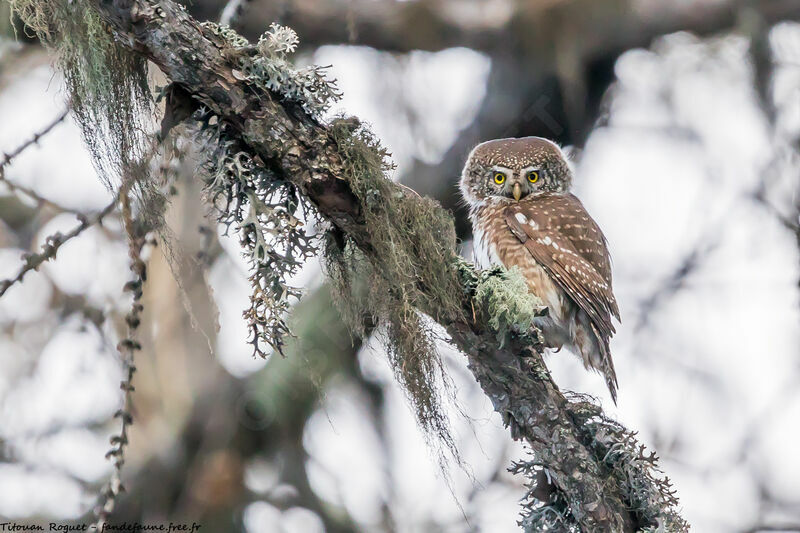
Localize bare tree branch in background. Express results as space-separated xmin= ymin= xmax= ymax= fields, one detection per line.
xmin=188 ymin=0 xmax=800 ymax=57
xmin=0 ymin=107 xmax=83 ymax=213
xmin=218 ymin=0 xmax=251 ymax=27
xmin=0 ymin=196 xmax=116 ymax=297
xmin=0 ymin=107 xmax=69 ymax=164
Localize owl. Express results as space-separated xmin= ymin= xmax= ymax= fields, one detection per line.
xmin=460 ymin=137 xmax=621 ymax=402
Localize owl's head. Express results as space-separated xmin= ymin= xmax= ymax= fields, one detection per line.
xmin=459 ymin=136 xmax=573 ymax=206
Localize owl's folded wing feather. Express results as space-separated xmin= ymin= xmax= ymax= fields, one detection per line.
xmin=503 ymin=206 xmax=618 ymax=341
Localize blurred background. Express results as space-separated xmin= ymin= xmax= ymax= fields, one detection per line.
xmin=1 ymin=0 xmax=799 ymax=531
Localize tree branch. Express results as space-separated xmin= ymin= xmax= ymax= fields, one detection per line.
xmin=188 ymin=0 xmax=800 ymax=56
xmin=0 ymin=107 xmax=83 ymax=214
xmin=0 ymin=197 xmax=117 ymax=298
xmin=81 ymin=1 xmax=685 ymax=530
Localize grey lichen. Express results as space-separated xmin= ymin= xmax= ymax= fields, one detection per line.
xmin=185 ymin=22 xmax=339 ymax=356
xmin=200 ymin=22 xmax=340 ymax=115
xmin=199 ymin=21 xmax=249 ymax=48
xmin=576 ymin=406 xmax=689 ymax=532
xmin=198 ymin=118 xmax=316 ymax=357
xmin=511 ymin=395 xmax=690 ymax=532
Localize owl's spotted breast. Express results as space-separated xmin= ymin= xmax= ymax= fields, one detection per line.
xmin=472 ymin=200 xmax=571 ymax=324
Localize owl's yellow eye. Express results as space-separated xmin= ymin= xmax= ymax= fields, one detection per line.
xmin=493 ymin=172 xmax=506 ymax=185
xmin=527 ymin=171 xmax=540 ymax=183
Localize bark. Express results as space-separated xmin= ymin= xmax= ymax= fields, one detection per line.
xmin=85 ymin=1 xmax=683 ymax=530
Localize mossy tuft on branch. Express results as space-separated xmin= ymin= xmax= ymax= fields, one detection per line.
xmin=473 ymin=265 xmax=545 ymax=347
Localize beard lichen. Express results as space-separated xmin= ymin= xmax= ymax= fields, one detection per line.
xmin=324 ymin=119 xmax=469 ymax=464
xmin=10 ymin=0 xmax=153 ymax=189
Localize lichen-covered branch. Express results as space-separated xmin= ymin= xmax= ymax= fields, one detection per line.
xmin=15 ymin=0 xmax=687 ymax=530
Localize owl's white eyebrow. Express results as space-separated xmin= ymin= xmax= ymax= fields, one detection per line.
xmin=522 ymin=166 xmax=541 ymax=173
xmin=491 ymin=166 xmax=513 ymax=173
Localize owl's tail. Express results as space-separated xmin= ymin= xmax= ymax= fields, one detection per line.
xmin=589 ymin=322 xmax=618 ymax=404
xmin=573 ymin=310 xmax=619 ymax=404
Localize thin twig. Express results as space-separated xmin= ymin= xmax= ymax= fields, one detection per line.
xmin=93 ymin=185 xmax=145 ymax=524
xmin=0 ymin=108 xmax=70 ymax=169
xmin=0 ymin=107 xmax=85 ymax=214
xmin=0 ymin=196 xmax=117 ymax=298
xmin=0 ymin=166 xmax=87 ymax=214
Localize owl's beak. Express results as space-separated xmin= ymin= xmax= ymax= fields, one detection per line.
xmin=512 ymin=182 xmax=522 ymax=201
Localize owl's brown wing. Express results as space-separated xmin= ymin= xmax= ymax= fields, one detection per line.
xmin=503 ymin=195 xmax=619 ymax=341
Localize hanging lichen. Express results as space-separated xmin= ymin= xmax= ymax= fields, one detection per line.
xmin=323 ymin=119 xmax=470 ymax=463
xmin=10 ymin=0 xmax=153 ymax=189
xmin=196 ymin=117 xmax=317 ymax=357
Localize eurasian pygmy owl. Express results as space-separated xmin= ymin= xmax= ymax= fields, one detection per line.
xmin=460 ymin=137 xmax=621 ymax=402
